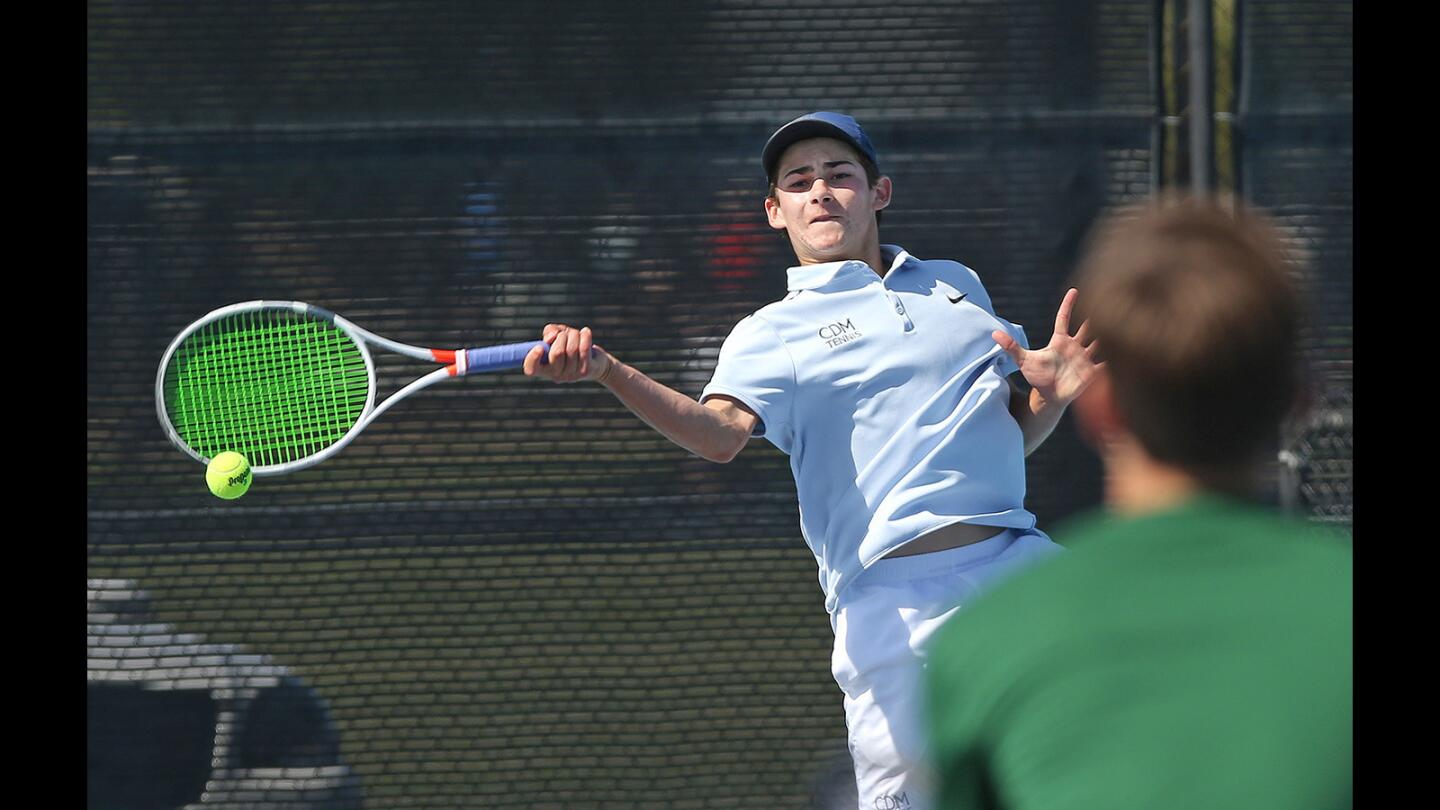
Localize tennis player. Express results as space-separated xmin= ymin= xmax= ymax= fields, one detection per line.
xmin=924 ymin=196 xmax=1353 ymax=808
xmin=525 ymin=112 xmax=1100 ymax=808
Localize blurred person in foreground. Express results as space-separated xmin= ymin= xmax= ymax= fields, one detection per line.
xmin=924 ymin=194 xmax=1352 ymax=809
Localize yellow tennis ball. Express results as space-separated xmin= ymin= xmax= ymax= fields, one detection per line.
xmin=206 ymin=451 xmax=252 ymax=500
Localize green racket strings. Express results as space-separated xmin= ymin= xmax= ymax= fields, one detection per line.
xmin=163 ymin=310 xmax=370 ymax=467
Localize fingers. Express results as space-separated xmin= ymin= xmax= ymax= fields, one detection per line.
xmin=992 ymin=329 xmax=1026 ymax=365
xmin=522 ymin=343 xmax=547 ymax=376
xmin=532 ymin=323 xmax=596 ymax=383
xmin=548 ymin=326 xmax=575 ymax=378
xmin=1054 ymin=288 xmax=1078 ymax=336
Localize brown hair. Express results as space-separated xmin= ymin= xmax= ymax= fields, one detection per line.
xmin=1072 ymin=194 xmax=1305 ymax=485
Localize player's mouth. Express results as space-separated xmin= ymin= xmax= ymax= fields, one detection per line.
xmin=811 ymin=214 xmax=843 ymax=224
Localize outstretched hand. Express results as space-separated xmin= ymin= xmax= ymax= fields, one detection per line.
xmin=992 ymin=288 xmax=1104 ymax=409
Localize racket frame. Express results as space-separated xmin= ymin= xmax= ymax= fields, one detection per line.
xmin=156 ymin=300 xmax=455 ymax=477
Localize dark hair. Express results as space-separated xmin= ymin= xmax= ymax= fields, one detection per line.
xmin=1071 ymin=195 xmax=1305 ymax=487
xmin=766 ymin=144 xmax=885 ymax=225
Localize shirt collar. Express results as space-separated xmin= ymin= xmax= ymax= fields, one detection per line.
xmin=785 ymin=245 xmax=914 ymax=291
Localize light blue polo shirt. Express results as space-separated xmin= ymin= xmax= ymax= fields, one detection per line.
xmin=701 ymin=246 xmax=1038 ymax=613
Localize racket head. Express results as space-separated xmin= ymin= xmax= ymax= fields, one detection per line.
xmin=155 ymin=301 xmax=377 ymax=475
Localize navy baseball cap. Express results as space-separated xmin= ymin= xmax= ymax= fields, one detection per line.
xmin=761 ymin=112 xmax=880 ymax=181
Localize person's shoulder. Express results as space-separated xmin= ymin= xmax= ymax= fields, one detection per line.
xmin=735 ymin=300 xmax=796 ymax=340
xmin=1168 ymin=497 xmax=1350 ymax=555
xmin=928 ymin=544 xmax=1075 ymax=660
xmin=926 ymin=568 xmax=1072 ymax=698
xmin=751 ymin=295 xmax=795 ymax=319
xmin=1249 ymin=508 xmax=1353 ymax=579
xmin=735 ymin=284 xmax=829 ymax=335
xmin=1062 ymin=497 xmax=1352 ymax=592
xmin=904 ymin=252 xmax=977 ymax=277
xmin=719 ymin=307 xmax=788 ymax=350
xmin=901 ymin=253 xmax=992 ymax=299
xmin=1065 ymin=496 xmax=1346 ymax=544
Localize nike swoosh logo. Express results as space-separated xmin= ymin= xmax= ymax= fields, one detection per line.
xmin=948 ymin=293 xmax=968 ymax=304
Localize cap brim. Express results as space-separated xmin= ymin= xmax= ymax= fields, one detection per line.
xmin=762 ymin=120 xmax=867 ymax=180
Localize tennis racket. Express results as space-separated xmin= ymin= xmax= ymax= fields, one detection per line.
xmin=156 ymin=300 xmax=560 ymax=476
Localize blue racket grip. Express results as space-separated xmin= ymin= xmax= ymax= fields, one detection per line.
xmin=461 ymin=341 xmax=597 ymax=373
xmin=463 ymin=341 xmax=549 ymax=373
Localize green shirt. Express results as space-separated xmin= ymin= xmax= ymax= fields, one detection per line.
xmin=925 ymin=496 xmax=1352 ymax=810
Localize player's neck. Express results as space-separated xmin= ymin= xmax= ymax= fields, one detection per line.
xmin=1102 ymin=437 xmax=1205 ymax=517
xmin=792 ymin=242 xmax=885 ymax=275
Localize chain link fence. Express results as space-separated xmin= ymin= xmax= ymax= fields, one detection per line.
xmin=88 ymin=2 xmax=1348 ymax=807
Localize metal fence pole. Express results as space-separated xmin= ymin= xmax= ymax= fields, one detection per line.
xmin=1188 ymin=0 xmax=1215 ymax=192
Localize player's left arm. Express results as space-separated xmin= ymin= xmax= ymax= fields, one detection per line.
xmin=995 ymin=288 xmax=1105 ymax=456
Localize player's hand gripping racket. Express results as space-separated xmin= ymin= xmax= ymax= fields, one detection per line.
xmin=157 ymin=300 xmax=555 ymax=476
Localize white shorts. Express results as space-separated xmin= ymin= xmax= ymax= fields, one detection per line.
xmin=828 ymin=528 xmax=1062 ymax=810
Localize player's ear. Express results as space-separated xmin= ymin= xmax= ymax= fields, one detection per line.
xmin=1073 ymin=369 xmax=1124 ymax=448
xmin=872 ymin=176 xmax=893 ymax=212
xmin=764 ymin=195 xmax=787 ymax=230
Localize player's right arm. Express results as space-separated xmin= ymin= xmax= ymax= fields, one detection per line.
xmin=523 ymin=323 xmax=757 ymax=463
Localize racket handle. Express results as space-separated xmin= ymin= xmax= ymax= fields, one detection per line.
xmin=460 ymin=341 xmax=600 ymax=374
xmin=462 ymin=341 xmax=550 ymax=373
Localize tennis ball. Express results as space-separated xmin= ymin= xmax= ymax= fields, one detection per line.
xmin=206 ymin=451 xmax=252 ymax=500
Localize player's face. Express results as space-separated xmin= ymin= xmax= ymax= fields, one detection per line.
xmin=765 ymin=138 xmax=891 ymax=264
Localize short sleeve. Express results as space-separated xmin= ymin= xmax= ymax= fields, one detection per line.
xmin=959 ymin=264 xmax=1029 ymax=378
xmin=700 ymin=314 xmax=795 ymax=446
